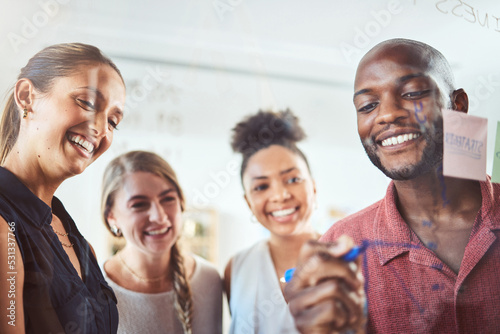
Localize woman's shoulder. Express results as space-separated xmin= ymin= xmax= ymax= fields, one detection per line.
xmin=190 ymin=255 xmax=222 ymax=295
xmin=230 ymin=239 xmax=269 ymax=268
xmin=100 ymin=256 xmax=129 ymax=293
xmin=192 ymin=255 xmax=220 ymax=279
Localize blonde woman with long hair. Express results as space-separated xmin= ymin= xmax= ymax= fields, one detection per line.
xmin=101 ymin=151 xmax=222 ymax=334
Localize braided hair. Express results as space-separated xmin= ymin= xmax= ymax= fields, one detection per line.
xmin=171 ymin=243 xmax=193 ymax=333
xmin=101 ymin=150 xmax=193 ymax=333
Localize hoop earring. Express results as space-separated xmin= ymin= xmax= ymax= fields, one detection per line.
xmin=111 ymin=225 xmax=122 ymax=237
xmin=23 ymin=108 xmax=28 ymax=118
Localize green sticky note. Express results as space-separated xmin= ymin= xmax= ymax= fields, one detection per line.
xmin=492 ymin=121 xmax=500 ymax=184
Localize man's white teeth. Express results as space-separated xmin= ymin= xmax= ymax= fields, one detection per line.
xmin=271 ymin=208 xmax=297 ymax=217
xmin=68 ymin=134 xmax=95 ymax=153
xmin=381 ymin=133 xmax=420 ymax=147
xmin=145 ymin=227 xmax=169 ymax=236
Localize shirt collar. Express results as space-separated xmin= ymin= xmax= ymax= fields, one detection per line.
xmin=374 ymin=177 xmax=500 ymax=266
xmin=478 ymin=176 xmax=500 ymax=230
xmin=373 ymin=181 xmax=419 ymax=266
xmin=0 ymin=167 xmax=54 ymax=228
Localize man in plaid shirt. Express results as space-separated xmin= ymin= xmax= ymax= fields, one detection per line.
xmin=285 ymin=39 xmax=500 ymax=334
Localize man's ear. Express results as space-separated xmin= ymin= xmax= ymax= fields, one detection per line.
xmin=14 ymin=78 xmax=36 ymax=113
xmin=451 ymin=88 xmax=468 ymax=114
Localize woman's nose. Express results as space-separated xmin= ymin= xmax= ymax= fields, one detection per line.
xmin=270 ymin=183 xmax=292 ymax=202
xmin=149 ymin=201 xmax=169 ymax=224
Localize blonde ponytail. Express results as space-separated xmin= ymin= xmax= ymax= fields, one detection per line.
xmin=171 ymin=243 xmax=193 ymax=334
xmin=0 ymin=93 xmax=19 ymax=165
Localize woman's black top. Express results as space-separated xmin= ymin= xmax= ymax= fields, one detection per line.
xmin=0 ymin=167 xmax=118 ymax=333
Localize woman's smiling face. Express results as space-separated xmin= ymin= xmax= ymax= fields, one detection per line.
xmin=24 ymin=63 xmax=125 ymax=177
xmin=107 ymin=171 xmax=183 ymax=256
xmin=243 ymin=145 xmax=316 ymax=238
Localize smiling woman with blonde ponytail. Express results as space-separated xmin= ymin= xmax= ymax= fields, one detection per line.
xmin=101 ymin=150 xmax=222 ymax=334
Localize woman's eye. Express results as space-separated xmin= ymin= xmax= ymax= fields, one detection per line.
xmin=108 ymin=119 xmax=119 ymax=130
xmin=253 ymin=184 xmax=268 ymax=192
xmin=357 ymin=102 xmax=378 ymax=113
xmin=287 ymin=177 xmax=302 ymax=184
xmin=402 ymin=90 xmax=430 ymax=99
xmin=131 ymin=202 xmax=149 ymax=210
xmin=76 ymin=98 xmax=95 ymax=111
xmin=161 ymin=196 xmax=175 ymax=203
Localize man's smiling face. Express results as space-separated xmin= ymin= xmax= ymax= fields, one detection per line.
xmin=353 ymin=43 xmax=450 ymax=180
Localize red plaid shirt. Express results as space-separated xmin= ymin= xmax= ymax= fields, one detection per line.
xmin=321 ymin=179 xmax=500 ymax=334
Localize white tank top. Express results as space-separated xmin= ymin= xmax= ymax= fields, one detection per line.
xmin=229 ymin=239 xmax=299 ymax=334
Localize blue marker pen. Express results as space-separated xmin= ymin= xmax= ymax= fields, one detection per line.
xmin=281 ymin=244 xmax=366 ymax=283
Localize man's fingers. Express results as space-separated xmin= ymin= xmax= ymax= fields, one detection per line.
xmin=298 ymin=235 xmax=355 ymax=263
xmin=284 ymin=235 xmax=367 ymax=334
xmin=289 ymin=279 xmax=363 ymax=327
xmin=293 ymin=290 xmax=349 ymax=333
xmin=292 ymin=251 xmax=361 ymax=290
xmin=289 ymin=279 xmax=341 ymax=316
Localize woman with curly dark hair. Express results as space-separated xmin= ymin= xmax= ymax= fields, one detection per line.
xmin=224 ymin=109 xmax=320 ymax=333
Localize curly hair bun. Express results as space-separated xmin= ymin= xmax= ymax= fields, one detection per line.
xmin=231 ymin=109 xmax=306 ymax=155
